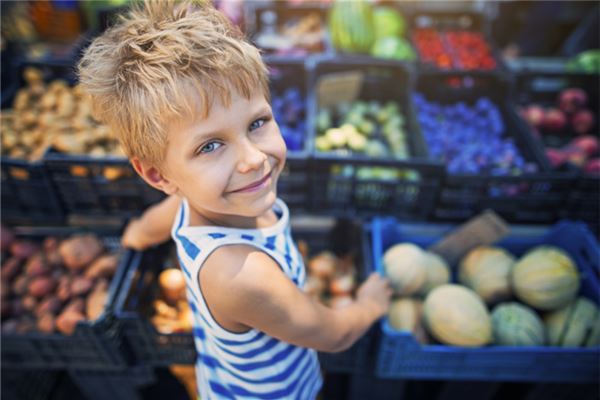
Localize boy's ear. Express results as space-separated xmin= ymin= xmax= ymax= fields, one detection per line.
xmin=131 ymin=158 xmax=178 ymax=196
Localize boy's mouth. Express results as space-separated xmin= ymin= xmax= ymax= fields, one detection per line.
xmin=230 ymin=171 xmax=272 ymax=193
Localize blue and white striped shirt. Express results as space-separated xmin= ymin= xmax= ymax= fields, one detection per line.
xmin=171 ymin=198 xmax=323 ymax=399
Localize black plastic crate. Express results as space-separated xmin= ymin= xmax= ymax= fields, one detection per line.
xmin=1 ymin=157 xmax=65 ymax=225
xmin=114 ymin=218 xmax=372 ymax=373
xmin=1 ymin=226 xmax=131 ymax=370
xmin=308 ymin=56 xmax=445 ymax=220
xmin=409 ymin=9 xmax=505 ymax=73
xmin=413 ymin=71 xmax=572 ymax=224
xmin=265 ymin=55 xmax=310 ymax=156
xmin=68 ymin=365 xmax=155 ymax=400
xmin=562 ymin=175 xmax=600 ymax=235
xmin=44 ymin=152 xmax=166 ymax=219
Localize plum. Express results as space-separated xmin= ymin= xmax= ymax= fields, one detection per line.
xmin=559 ymin=88 xmax=587 ymax=113
xmin=572 ymin=110 xmax=595 ymax=135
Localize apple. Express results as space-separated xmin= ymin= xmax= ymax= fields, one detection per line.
xmin=572 ymin=110 xmax=595 ymax=135
xmin=522 ymin=105 xmax=545 ymax=128
xmin=543 ymin=108 xmax=567 ymax=131
xmin=570 ymin=135 xmax=599 ymax=157
xmin=559 ymin=88 xmax=587 ymax=113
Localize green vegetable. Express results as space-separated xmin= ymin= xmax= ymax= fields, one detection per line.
xmin=373 ymin=7 xmax=406 ymax=39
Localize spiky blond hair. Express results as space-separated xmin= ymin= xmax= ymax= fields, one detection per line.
xmin=78 ymin=0 xmax=269 ymax=165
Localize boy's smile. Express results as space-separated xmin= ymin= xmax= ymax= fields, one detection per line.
xmin=159 ymin=87 xmax=287 ymax=228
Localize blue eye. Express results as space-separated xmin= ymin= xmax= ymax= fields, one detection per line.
xmin=199 ymin=141 xmax=222 ymax=154
xmin=249 ymin=118 xmax=266 ymax=131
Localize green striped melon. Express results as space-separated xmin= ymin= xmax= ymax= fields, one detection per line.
xmin=544 ymin=297 xmax=599 ymax=347
xmin=511 ymin=246 xmax=580 ymax=311
xmin=383 ymin=243 xmax=427 ymax=296
xmin=417 ymin=252 xmax=450 ymax=297
xmin=459 ymin=246 xmax=515 ymax=305
xmin=491 ymin=302 xmax=545 ymax=346
xmin=423 ymin=284 xmax=492 ymax=347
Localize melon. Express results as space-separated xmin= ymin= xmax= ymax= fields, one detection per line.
xmin=544 ymin=297 xmax=599 ymax=347
xmin=423 ymin=284 xmax=492 ymax=347
xmin=387 ymin=298 xmax=428 ymax=344
xmin=491 ymin=302 xmax=545 ymax=346
xmin=511 ymin=246 xmax=580 ymax=311
xmin=383 ymin=243 xmax=427 ymax=296
xmin=418 ymin=252 xmax=450 ymax=296
xmin=459 ymin=246 xmax=515 ymax=305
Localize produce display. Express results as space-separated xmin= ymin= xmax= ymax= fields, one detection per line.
xmin=254 ymin=11 xmax=326 ymax=56
xmin=519 ymin=87 xmax=599 ymax=175
xmin=271 ymin=87 xmax=306 ymax=152
xmin=151 ymin=267 xmax=193 ymax=334
xmin=413 ymin=28 xmax=496 ymax=70
xmin=329 ymin=0 xmax=415 ymax=61
xmin=1 ymin=67 xmax=122 ymax=160
xmin=1 ymin=226 xmax=120 ymax=335
xmin=301 ymin=241 xmax=359 ymax=308
xmin=413 ymin=93 xmax=539 ymax=175
xmin=315 ymin=100 xmax=410 ymax=160
xmin=382 ymin=239 xmax=599 ymax=348
xmin=566 ymin=50 xmax=600 ymax=74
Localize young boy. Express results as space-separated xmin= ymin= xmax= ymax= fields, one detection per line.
xmin=78 ymin=1 xmax=391 ymax=398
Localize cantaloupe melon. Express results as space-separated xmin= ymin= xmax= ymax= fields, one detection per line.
xmin=459 ymin=246 xmax=515 ymax=305
xmin=383 ymin=243 xmax=427 ymax=296
xmin=423 ymin=284 xmax=492 ymax=347
xmin=387 ymin=298 xmax=428 ymax=344
xmin=418 ymin=252 xmax=450 ymax=296
xmin=511 ymin=246 xmax=580 ymax=311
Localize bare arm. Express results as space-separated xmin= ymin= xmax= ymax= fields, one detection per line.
xmin=121 ymin=194 xmax=181 ymax=250
xmin=202 ymin=245 xmax=391 ymax=353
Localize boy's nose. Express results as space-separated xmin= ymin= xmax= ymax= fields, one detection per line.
xmin=236 ymin=140 xmax=267 ymax=174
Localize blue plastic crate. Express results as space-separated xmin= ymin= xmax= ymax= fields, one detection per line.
xmin=370 ymin=218 xmax=600 ymax=382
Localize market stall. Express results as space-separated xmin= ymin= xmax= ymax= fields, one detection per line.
xmin=1 ymin=1 xmax=599 ymax=399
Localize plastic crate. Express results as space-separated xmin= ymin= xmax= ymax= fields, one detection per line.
xmin=1 ymin=157 xmax=65 ymax=225
xmin=370 ymin=217 xmax=600 ymax=382
xmin=69 ymin=365 xmax=155 ymax=400
xmin=265 ymin=55 xmax=310 ymax=156
xmin=114 ymin=218 xmax=371 ymax=373
xmin=308 ymin=56 xmax=445 ymax=220
xmin=409 ymin=10 xmax=505 ymax=73
xmin=44 ymin=152 xmax=166 ymax=219
xmin=414 ymin=71 xmax=572 ymax=225
xmin=1 ymin=226 xmax=132 ymax=370
xmin=562 ymin=175 xmax=600 ymax=235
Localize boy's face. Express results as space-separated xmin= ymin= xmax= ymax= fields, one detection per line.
xmin=160 ymin=88 xmax=287 ymax=223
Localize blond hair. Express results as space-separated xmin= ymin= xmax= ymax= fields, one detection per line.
xmin=78 ymin=0 xmax=269 ymax=165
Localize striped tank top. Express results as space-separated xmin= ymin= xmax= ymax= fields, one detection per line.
xmin=171 ymin=198 xmax=323 ymax=399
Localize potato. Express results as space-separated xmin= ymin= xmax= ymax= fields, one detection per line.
xmin=59 ymin=235 xmax=104 ymax=272
xmin=154 ymin=299 xmax=179 ymax=320
xmin=56 ymin=275 xmax=72 ymax=302
xmin=1 ymin=257 xmax=22 ymax=282
xmin=70 ymin=276 xmax=94 ymax=297
xmin=23 ymin=67 xmax=43 ymax=84
xmin=25 ymin=253 xmax=50 ymax=278
xmin=85 ymin=254 xmax=118 ymax=279
xmin=56 ymin=310 xmax=85 ymax=335
xmin=22 ymin=295 xmax=38 ymax=312
xmin=64 ymin=298 xmax=85 ymax=314
xmin=37 ymin=314 xmax=55 ymax=334
xmin=86 ymin=280 xmax=108 ymax=321
xmin=10 ymin=240 xmax=39 ymax=259
xmin=35 ymin=296 xmax=62 ymax=317
xmin=28 ymin=276 xmax=56 ymax=298
xmin=43 ymin=236 xmax=59 ymax=252
xmin=12 ymin=274 xmax=29 ymax=296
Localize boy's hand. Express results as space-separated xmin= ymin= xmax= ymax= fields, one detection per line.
xmin=356 ymin=272 xmax=392 ymax=319
xmin=121 ymin=218 xmax=148 ymax=250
